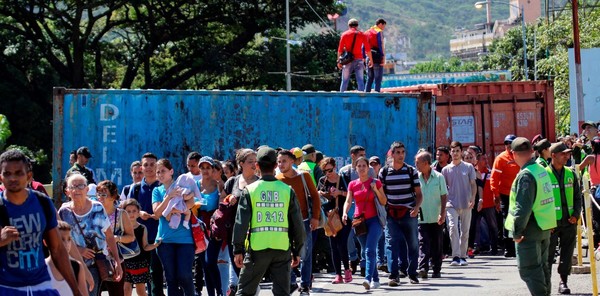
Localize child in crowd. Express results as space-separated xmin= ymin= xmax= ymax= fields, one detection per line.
xmin=46 ymin=221 xmax=88 ymax=296
xmin=122 ymin=199 xmax=161 ymax=296
xmin=162 ymin=174 xmax=199 ymax=229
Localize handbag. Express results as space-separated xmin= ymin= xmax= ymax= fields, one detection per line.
xmin=324 ymin=179 xmax=343 ymax=237
xmin=351 ymin=214 xmax=367 ymax=236
xmin=337 ymin=32 xmax=358 ymax=65
xmin=114 ymin=209 xmax=141 ymax=260
xmin=71 ymin=209 xmax=116 ymax=282
xmin=190 ymin=212 xmax=209 ymax=254
xmin=300 ymin=173 xmax=326 ymax=229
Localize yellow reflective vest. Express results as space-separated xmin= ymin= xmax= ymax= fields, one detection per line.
xmin=247 ymin=180 xmax=291 ymax=251
xmin=545 ymin=166 xmax=575 ymax=220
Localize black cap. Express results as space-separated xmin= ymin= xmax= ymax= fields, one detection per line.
xmin=511 ymin=137 xmax=532 ymax=152
xmin=76 ymin=146 xmax=92 ymax=158
xmin=257 ymin=146 xmax=277 ymax=165
xmin=302 ymin=144 xmax=316 ymax=154
xmin=369 ymin=156 xmax=381 ymax=165
xmin=533 ymin=139 xmax=551 ymax=152
xmin=550 ymin=142 xmax=572 ymax=154
xmin=581 ymin=121 xmax=598 ymax=129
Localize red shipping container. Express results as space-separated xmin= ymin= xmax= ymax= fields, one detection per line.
xmin=383 ymin=81 xmax=556 ymax=157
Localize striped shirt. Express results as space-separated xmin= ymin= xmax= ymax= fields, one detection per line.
xmin=379 ymin=164 xmax=420 ymax=208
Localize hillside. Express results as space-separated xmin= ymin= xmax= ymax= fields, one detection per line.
xmin=331 ymin=0 xmax=510 ymax=59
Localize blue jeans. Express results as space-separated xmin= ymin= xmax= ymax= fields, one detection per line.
xmin=357 ymin=217 xmax=383 ymax=283
xmin=200 ymin=238 xmax=223 ymax=296
xmin=157 ymin=243 xmax=195 ymax=296
xmin=366 ymin=64 xmax=383 ymax=92
xmin=340 ymin=60 xmax=365 ymax=92
xmin=377 ymin=231 xmax=386 ymax=266
xmin=386 ymin=215 xmax=419 ymax=277
xmin=291 ymin=220 xmax=313 ymax=288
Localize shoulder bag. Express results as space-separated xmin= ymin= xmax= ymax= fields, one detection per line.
xmin=324 ymin=178 xmax=344 ymax=237
xmin=71 ymin=208 xmax=116 ymax=282
xmin=338 ymin=32 xmax=358 ymax=65
xmin=114 ymin=209 xmax=141 ymax=260
xmin=371 ymin=179 xmax=387 ymax=227
xmin=300 ymin=172 xmax=326 ymax=229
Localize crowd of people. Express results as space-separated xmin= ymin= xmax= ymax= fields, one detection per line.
xmin=1 ymin=121 xmax=600 ymax=296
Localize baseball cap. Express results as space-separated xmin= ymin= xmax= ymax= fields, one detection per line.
xmin=348 ymin=18 xmax=359 ymax=26
xmin=531 ymin=134 xmax=544 ymax=145
xmin=511 ymin=137 xmax=532 ymax=152
xmin=257 ymin=146 xmax=277 ymax=165
xmin=581 ymin=121 xmax=598 ymax=129
xmin=504 ymin=134 xmax=517 ymax=145
xmin=76 ymin=146 xmax=93 ymax=158
xmin=290 ymin=147 xmax=304 ymax=159
xmin=302 ymin=144 xmax=316 ymax=154
xmin=533 ymin=139 xmax=551 ymax=152
xmin=369 ymin=156 xmax=381 ymax=165
xmin=199 ymin=156 xmax=215 ymax=167
xmin=550 ymin=142 xmax=572 ymax=154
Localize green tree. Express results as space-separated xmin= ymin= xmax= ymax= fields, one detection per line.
xmin=409 ymin=57 xmax=479 ymax=74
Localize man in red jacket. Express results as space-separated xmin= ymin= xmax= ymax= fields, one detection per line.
xmin=365 ymin=18 xmax=386 ymax=92
xmin=337 ymin=18 xmax=372 ymax=92
xmin=490 ymin=134 xmax=521 ymax=257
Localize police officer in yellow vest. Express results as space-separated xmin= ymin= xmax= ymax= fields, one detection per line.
xmin=298 ymin=144 xmax=324 ymax=186
xmin=545 ymin=142 xmax=582 ymax=294
xmin=233 ymin=146 xmax=306 ymax=296
xmin=504 ymin=137 xmax=557 ymax=296
xmin=534 ymin=139 xmax=552 ymax=168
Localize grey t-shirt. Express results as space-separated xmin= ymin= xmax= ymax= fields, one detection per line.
xmin=441 ymin=161 xmax=476 ymax=209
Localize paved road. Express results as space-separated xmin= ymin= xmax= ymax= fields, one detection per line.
xmin=254 ymin=255 xmax=598 ymax=296
xmin=118 ymin=253 xmax=598 ymax=296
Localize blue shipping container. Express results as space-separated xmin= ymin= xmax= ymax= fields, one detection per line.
xmin=53 ymin=88 xmax=433 ymax=201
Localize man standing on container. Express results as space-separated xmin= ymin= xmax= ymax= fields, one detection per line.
xmin=442 ymin=141 xmax=476 ymax=267
xmin=337 ymin=18 xmax=373 ymax=92
xmin=490 ymin=134 xmax=521 ymax=257
xmin=233 ymin=146 xmax=305 ymax=296
xmin=504 ymin=137 xmax=556 ymax=296
xmin=365 ymin=18 xmax=386 ymax=93
xmin=545 ymin=142 xmax=581 ymax=294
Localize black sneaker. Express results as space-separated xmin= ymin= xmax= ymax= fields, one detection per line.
xmin=360 ymin=268 xmax=366 ymax=277
xmin=431 ymin=272 xmax=441 ymax=278
xmin=558 ymin=282 xmax=571 ymax=294
xmin=409 ymin=274 xmax=419 ymax=284
xmin=298 ymin=287 xmax=310 ymax=296
xmin=418 ymin=269 xmax=428 ymax=279
xmin=290 ymin=283 xmax=298 ymax=294
xmin=399 ymin=271 xmax=408 ymax=278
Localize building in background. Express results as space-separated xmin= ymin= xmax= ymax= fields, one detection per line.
xmin=450 ymin=0 xmax=541 ymax=60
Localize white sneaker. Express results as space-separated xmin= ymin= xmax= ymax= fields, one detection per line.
xmin=362 ymin=280 xmax=370 ymax=290
xmin=459 ymin=258 xmax=468 ymax=266
xmin=371 ymin=281 xmax=381 ymax=289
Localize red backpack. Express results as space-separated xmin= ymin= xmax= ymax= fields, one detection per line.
xmin=210 ymin=195 xmax=238 ymax=241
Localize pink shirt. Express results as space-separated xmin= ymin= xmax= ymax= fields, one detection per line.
xmin=349 ymin=178 xmax=382 ymax=219
xmin=589 ymin=156 xmax=600 ymax=185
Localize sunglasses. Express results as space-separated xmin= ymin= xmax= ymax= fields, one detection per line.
xmin=323 ymin=168 xmax=334 ymax=173
xmin=67 ymin=184 xmax=87 ymax=190
xmin=96 ymin=193 xmax=109 ymax=198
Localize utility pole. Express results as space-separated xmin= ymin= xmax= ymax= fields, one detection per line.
xmin=572 ymin=0 xmax=584 ymax=128
xmin=521 ymin=5 xmax=528 ymax=80
xmin=286 ymin=0 xmax=292 ymax=91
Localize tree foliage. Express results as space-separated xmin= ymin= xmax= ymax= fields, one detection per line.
xmin=480 ymin=8 xmax=600 ymax=134
xmin=409 ymin=57 xmax=479 ymax=74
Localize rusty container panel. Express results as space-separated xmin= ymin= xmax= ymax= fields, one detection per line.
xmin=384 ymin=81 xmax=555 ymax=157
xmin=52 ymin=88 xmax=433 ymax=201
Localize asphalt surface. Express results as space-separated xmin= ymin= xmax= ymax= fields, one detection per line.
xmin=119 ymin=252 xmax=599 ymax=295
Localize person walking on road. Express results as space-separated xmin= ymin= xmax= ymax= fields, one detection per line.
xmin=490 ymin=134 xmax=521 ymax=258
xmin=442 ymin=141 xmax=477 ymax=267
xmin=546 ymin=142 xmax=581 ymax=294
xmin=504 ymin=137 xmax=557 ymax=296
xmin=232 ymin=147 xmax=306 ymax=296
